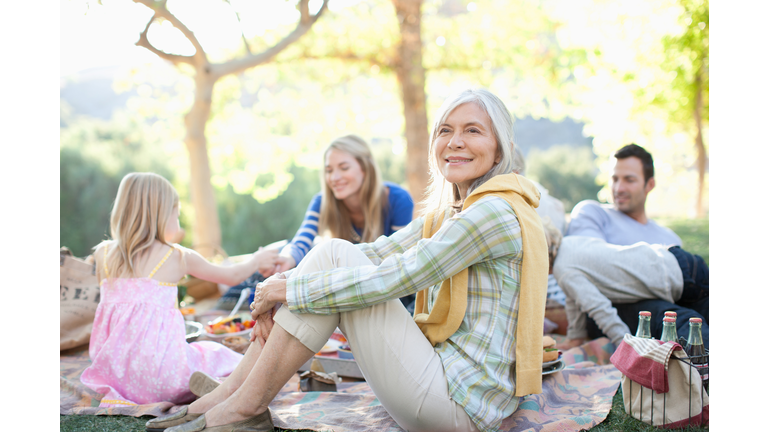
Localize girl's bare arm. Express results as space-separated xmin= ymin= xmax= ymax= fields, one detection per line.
xmin=182 ymin=247 xmax=278 ymax=286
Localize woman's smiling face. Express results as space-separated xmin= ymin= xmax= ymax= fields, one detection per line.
xmin=434 ymin=102 xmax=500 ymax=198
xmin=325 ymin=148 xmax=365 ymax=202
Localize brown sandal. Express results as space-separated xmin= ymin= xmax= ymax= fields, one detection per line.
xmin=189 ymin=371 xmax=220 ymax=397
xmin=145 ymin=406 xmax=203 ymax=432
xmin=165 ymin=409 xmax=274 ymax=432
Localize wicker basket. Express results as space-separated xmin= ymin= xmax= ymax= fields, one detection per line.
xmin=222 ymin=336 xmax=251 ymax=354
xmin=183 ymin=276 xmax=220 ymax=300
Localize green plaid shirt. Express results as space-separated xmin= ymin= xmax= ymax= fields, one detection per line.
xmin=286 ymin=196 xmax=523 ymax=432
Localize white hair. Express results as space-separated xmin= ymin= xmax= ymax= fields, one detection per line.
xmin=420 ymin=88 xmax=518 ymax=216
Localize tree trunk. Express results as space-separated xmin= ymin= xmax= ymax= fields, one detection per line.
xmin=392 ymin=0 xmax=430 ymax=213
xmin=184 ymin=72 xmax=222 ymax=258
xmin=693 ymin=66 xmax=707 ymax=218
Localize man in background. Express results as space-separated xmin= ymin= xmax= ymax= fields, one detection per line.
xmin=555 ymin=144 xmax=708 ymax=348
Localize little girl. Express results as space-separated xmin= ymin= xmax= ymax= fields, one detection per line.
xmin=80 ymin=172 xmax=278 ymax=408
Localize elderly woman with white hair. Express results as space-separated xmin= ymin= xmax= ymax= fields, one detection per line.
xmin=147 ymin=89 xmax=550 ymax=432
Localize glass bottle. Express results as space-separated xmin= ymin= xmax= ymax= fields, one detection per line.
xmin=660 ymin=316 xmax=678 ymax=343
xmin=685 ymin=317 xmax=708 ymax=393
xmin=635 ymin=311 xmax=652 ymax=339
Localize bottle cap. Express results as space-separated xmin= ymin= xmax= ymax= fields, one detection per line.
xmin=663 ymin=317 xmax=675 ymax=323
xmin=689 ymin=317 xmax=702 ymax=323
xmin=664 ymin=311 xmax=677 ymax=317
xmin=639 ymin=311 xmax=651 ymax=317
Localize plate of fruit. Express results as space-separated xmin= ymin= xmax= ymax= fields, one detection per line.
xmin=200 ymin=313 xmax=256 ymax=342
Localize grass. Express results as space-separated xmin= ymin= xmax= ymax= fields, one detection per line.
xmin=61 ymin=217 xmax=709 ymax=431
xmin=590 ymin=386 xmax=708 ymax=432
xmin=59 ymin=415 xmax=311 ymax=432
xmin=656 ymin=217 xmax=709 ymax=265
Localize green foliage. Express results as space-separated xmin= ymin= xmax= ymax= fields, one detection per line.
xmin=654 ymin=0 xmax=708 ymax=129
xmin=60 ymin=113 xmax=178 ymax=257
xmin=216 ymin=163 xmax=321 ymax=256
xmin=544 ymin=0 xmax=709 ymax=217
xmin=59 ymin=108 xmax=335 ymax=258
xmin=525 ymin=145 xmax=602 ymax=213
xmin=657 ymin=217 xmax=709 ymax=265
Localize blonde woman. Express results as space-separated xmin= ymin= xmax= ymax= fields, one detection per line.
xmin=149 ymin=89 xmax=549 ymax=432
xmin=278 ymin=134 xmax=414 ymax=270
xmin=80 ymin=172 xmax=278 ymax=408
xmin=215 ymin=135 xmax=414 ymax=313
xmin=275 ymin=134 xmax=415 ymax=308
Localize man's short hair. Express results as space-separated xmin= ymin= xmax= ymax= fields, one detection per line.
xmin=614 ymin=144 xmax=654 ymax=183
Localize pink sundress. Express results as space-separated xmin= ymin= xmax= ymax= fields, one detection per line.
xmin=80 ymin=245 xmax=243 ymax=407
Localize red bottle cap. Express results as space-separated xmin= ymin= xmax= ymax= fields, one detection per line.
xmin=639 ymin=311 xmax=651 ymax=317
xmin=689 ymin=317 xmax=702 ymax=323
xmin=664 ymin=311 xmax=677 ymax=317
xmin=663 ymin=317 xmax=675 ymax=323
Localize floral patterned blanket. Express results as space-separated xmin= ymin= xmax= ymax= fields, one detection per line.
xmin=61 ymin=336 xmax=620 ymax=431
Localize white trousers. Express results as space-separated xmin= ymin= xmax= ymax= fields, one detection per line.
xmin=274 ymin=239 xmax=479 ymax=432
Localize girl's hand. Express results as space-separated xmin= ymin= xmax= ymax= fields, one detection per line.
xmin=274 ymin=254 xmax=296 ymax=273
xmin=253 ymin=248 xmax=279 ymax=276
xmin=249 ymin=273 xmax=287 ymax=317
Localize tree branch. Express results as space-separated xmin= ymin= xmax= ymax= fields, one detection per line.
xmin=224 ymin=0 xmax=252 ymax=55
xmin=135 ymin=12 xmax=195 ymax=65
xmin=133 ymin=0 xmax=208 ymax=65
xmin=275 ymin=51 xmax=393 ymax=71
xmin=211 ymin=0 xmax=330 ymax=79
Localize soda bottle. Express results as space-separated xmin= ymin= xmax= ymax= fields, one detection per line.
xmin=660 ymin=316 xmax=679 ymax=343
xmin=635 ymin=311 xmax=652 ymax=339
xmin=685 ymin=317 xmax=708 ymax=393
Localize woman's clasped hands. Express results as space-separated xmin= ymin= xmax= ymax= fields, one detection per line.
xmin=249 ymin=272 xmax=288 ymax=346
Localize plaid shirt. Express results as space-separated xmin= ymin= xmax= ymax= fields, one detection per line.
xmin=286 ymin=196 xmax=523 ymax=432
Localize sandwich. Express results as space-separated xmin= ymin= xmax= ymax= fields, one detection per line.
xmin=543 ymin=335 xmax=559 ymax=363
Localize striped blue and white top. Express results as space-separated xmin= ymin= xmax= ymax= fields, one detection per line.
xmin=282 ymin=182 xmax=414 ymax=266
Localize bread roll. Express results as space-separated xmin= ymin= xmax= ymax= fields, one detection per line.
xmin=543 ymin=349 xmax=559 ymax=363
xmin=543 ymin=335 xmax=558 ymax=362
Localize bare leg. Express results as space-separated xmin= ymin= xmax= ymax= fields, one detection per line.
xmin=187 ymin=340 xmax=264 ymax=413
xmin=201 ymin=323 xmax=315 ymax=426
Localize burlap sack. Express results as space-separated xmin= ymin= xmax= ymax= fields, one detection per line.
xmin=622 ymin=349 xmax=709 ymax=428
xmin=60 ymin=248 xmax=100 ymax=350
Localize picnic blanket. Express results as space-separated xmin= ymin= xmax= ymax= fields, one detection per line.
xmin=61 ymin=336 xmax=621 ymax=431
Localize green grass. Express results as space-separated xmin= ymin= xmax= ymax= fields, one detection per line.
xmin=61 ymin=218 xmax=709 ymax=431
xmin=656 ymin=217 xmax=709 ymax=266
xmin=590 ymin=386 xmax=708 ymax=432
xmin=59 ymin=415 xmax=311 ymax=432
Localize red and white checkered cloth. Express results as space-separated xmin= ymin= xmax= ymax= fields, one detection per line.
xmin=609 ymin=334 xmax=684 ymax=393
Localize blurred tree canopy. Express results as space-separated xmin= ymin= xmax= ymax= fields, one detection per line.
xmin=548 ymin=0 xmax=708 ymax=217
xmin=60 ymin=108 xmax=179 ymax=257
xmin=526 ymin=145 xmax=603 ymax=213
xmin=60 ymin=103 xmax=325 ymax=257
xmin=108 ymin=0 xmax=330 ymax=258
xmin=61 ymin=0 xmax=709 ymax=257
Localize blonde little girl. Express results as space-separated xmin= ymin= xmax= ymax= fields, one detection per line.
xmin=80 ymin=172 xmax=278 ymax=408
